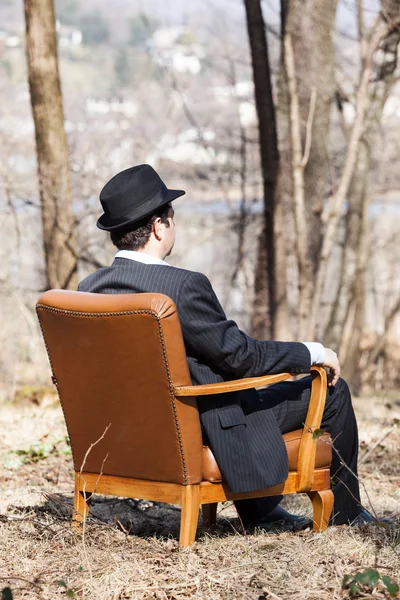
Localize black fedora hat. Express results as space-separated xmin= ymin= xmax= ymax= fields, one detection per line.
xmin=97 ymin=164 xmax=185 ymax=231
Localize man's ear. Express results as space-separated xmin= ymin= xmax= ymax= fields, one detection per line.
xmin=153 ymin=218 xmax=163 ymax=241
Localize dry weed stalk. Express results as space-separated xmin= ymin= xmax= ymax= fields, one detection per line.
xmin=75 ymin=423 xmax=112 ymax=585
xmin=308 ymin=425 xmax=396 ymax=520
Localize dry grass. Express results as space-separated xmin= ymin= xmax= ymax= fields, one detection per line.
xmin=0 ymin=393 xmax=399 ymax=600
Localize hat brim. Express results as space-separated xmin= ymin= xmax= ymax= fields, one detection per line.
xmin=97 ymin=188 xmax=185 ymax=232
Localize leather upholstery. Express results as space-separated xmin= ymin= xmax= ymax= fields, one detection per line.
xmin=202 ymin=429 xmax=332 ymax=482
xmin=36 ymin=290 xmax=203 ymax=485
xmin=284 ymin=429 xmax=332 ymax=470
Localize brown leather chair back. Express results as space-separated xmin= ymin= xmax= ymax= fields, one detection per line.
xmin=36 ymin=290 xmax=203 ymax=485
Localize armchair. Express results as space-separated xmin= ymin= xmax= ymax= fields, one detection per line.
xmin=36 ymin=290 xmax=334 ymax=547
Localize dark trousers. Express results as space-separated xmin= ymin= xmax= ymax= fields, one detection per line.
xmin=235 ymin=377 xmax=361 ymax=526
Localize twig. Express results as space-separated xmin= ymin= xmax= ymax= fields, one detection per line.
xmin=263 ymin=589 xmax=283 ymax=600
xmin=78 ymin=422 xmax=111 ymax=480
xmin=359 ymin=425 xmax=396 ymax=466
xmin=130 ymin=579 xmax=201 ymax=592
xmin=0 ymin=511 xmax=58 ymax=534
xmin=325 ymin=436 xmax=378 ymax=518
xmin=335 ymin=475 xmax=374 ymax=519
xmin=356 ymin=0 xmax=367 ymax=67
xmin=0 ymin=576 xmax=42 ymax=590
xmin=334 ymin=561 xmax=344 ymax=579
xmin=301 ymin=87 xmax=317 ymax=168
xmin=93 ymin=453 xmax=110 ymax=491
xmin=77 ymin=424 xmax=111 ymax=583
xmin=236 ymin=511 xmax=247 ymax=536
xmin=115 ymin=517 xmax=132 ymax=535
xmin=39 ymin=490 xmax=73 ymax=521
xmin=314 ymin=430 xmax=379 ymax=518
xmin=220 ymin=515 xmax=245 ymax=536
xmin=214 ymin=560 xmax=268 ymax=574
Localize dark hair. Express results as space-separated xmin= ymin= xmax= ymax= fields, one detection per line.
xmin=110 ymin=203 xmax=171 ymax=250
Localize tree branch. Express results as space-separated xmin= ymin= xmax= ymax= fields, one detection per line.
xmin=308 ymin=15 xmax=387 ymax=337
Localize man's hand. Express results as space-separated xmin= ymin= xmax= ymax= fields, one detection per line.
xmin=322 ymin=348 xmax=340 ymax=386
xmin=323 ymin=348 xmax=340 ymax=386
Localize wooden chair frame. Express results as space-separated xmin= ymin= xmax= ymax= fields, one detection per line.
xmin=74 ymin=366 xmax=334 ymax=546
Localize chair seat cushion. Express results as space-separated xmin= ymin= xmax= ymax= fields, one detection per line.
xmin=202 ymin=429 xmax=332 ymax=483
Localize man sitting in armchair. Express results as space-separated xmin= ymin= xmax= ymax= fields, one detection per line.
xmin=78 ymin=164 xmax=379 ymax=529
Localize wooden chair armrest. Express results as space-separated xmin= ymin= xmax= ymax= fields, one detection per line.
xmin=296 ymin=365 xmax=328 ymax=492
xmin=173 ymin=372 xmax=293 ymax=397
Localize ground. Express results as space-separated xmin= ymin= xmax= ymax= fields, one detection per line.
xmin=0 ymin=390 xmax=399 ymax=600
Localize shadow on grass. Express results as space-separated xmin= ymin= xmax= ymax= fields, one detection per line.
xmin=9 ymin=493 xmax=398 ymax=547
xmin=8 ymin=493 xmax=243 ymax=543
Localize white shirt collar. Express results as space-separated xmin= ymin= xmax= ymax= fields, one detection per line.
xmin=115 ymin=249 xmax=170 ymax=267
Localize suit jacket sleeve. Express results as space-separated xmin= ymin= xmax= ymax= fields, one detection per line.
xmin=177 ymin=271 xmax=311 ymax=378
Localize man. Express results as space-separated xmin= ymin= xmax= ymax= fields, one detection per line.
xmin=78 ymin=164 xmax=374 ymax=528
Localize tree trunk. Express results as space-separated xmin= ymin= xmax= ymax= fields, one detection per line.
xmin=325 ymin=0 xmax=400 ymax=387
xmin=278 ymin=0 xmax=338 ymax=339
xmin=272 ymin=1 xmax=296 ymax=341
xmin=251 ymin=221 xmax=271 ymax=338
xmin=283 ymin=32 xmax=315 ymax=338
xmin=24 ymin=0 xmax=78 ymax=290
xmin=285 ymin=0 xmax=338 ymax=274
xmin=244 ymin=0 xmax=279 ymax=339
xmin=273 ymin=175 xmax=291 ymax=340
xmin=324 ymin=145 xmax=369 ymax=351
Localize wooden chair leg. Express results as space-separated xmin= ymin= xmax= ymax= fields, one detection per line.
xmin=308 ymin=489 xmax=334 ymax=531
xmin=179 ymin=485 xmax=200 ymax=547
xmin=73 ymin=474 xmax=92 ymax=526
xmin=202 ymin=502 xmax=218 ymax=528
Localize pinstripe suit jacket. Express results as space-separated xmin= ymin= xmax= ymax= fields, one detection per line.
xmin=78 ymin=258 xmax=311 ymax=493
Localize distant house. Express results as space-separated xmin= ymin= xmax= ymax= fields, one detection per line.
xmin=212 ymin=81 xmax=254 ymax=102
xmin=147 ymin=128 xmax=227 ymax=166
xmin=6 ymin=33 xmax=21 ymax=48
xmin=151 ymin=26 xmax=187 ymax=49
xmin=383 ymin=93 xmax=400 ymax=119
xmin=212 ymin=81 xmax=256 ymax=126
xmin=148 ymin=26 xmax=205 ymax=75
xmin=56 ymin=21 xmax=82 ymax=47
xmin=85 ymin=98 xmax=138 ymax=117
xmin=0 ymin=25 xmax=23 ymax=48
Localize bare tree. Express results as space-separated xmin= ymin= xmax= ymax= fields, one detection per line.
xmin=244 ymin=0 xmax=400 ymax=392
xmin=244 ymin=0 xmax=339 ymax=340
xmin=327 ymin=0 xmax=400 ymax=389
xmin=283 ymin=32 xmax=316 ymax=338
xmin=308 ymin=10 xmax=400 ymax=339
xmin=279 ymin=0 xmax=338 ymax=339
xmin=244 ymin=0 xmax=279 ymax=339
xmin=24 ymin=0 xmax=78 ymax=290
